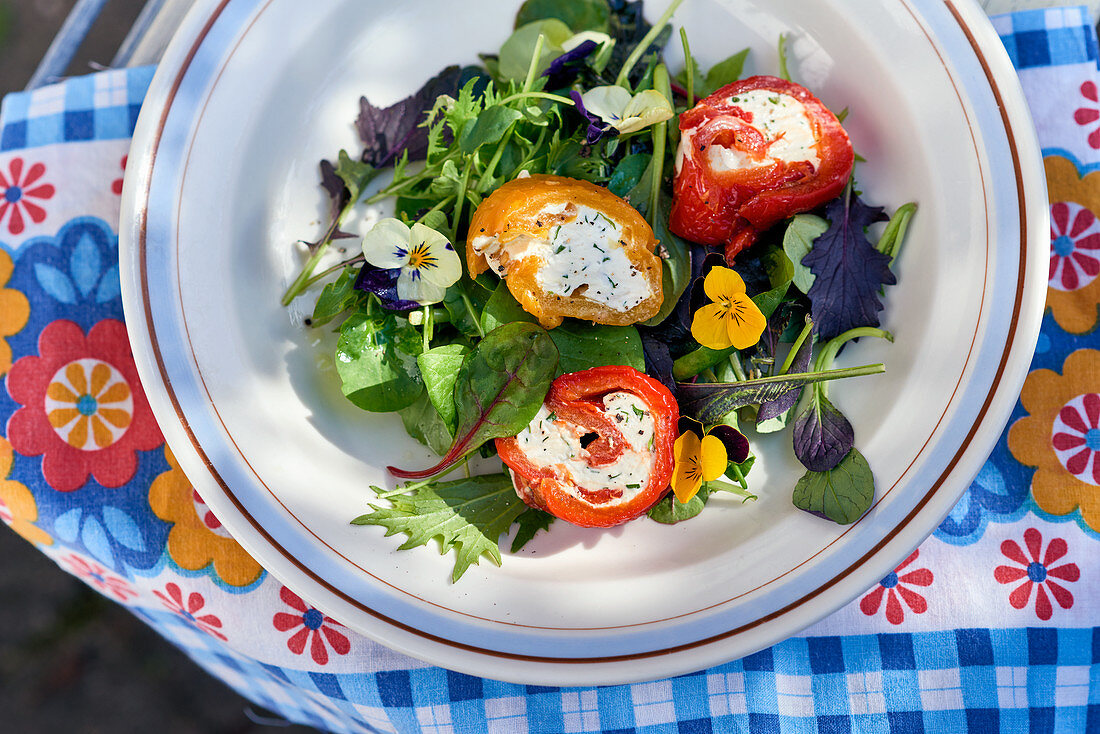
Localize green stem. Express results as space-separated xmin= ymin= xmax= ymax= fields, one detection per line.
xmin=646 ymin=64 xmax=670 ymax=229
xmin=616 ymin=0 xmax=686 ymax=88
xmin=523 ymin=33 xmax=547 ymax=93
xmin=461 ymin=291 xmax=485 ymax=338
xmin=497 ymin=91 xmax=574 ymax=107
xmin=778 ymin=321 xmax=813 ymax=375
xmin=728 ymin=352 xmax=748 ymax=381
xmin=815 ymin=327 xmax=894 ymax=373
xmin=707 ymin=479 xmax=756 ymax=500
xmin=877 ymin=202 xmax=917 ymax=263
xmin=679 ymin=27 xmax=695 ymax=106
xmin=673 ymin=345 xmax=737 ymax=381
xmin=300 ymin=253 xmax=364 ymax=292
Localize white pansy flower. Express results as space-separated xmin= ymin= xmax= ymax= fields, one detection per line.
xmin=361 ymin=218 xmax=461 ymax=306
xmin=580 ymin=85 xmax=674 ymax=135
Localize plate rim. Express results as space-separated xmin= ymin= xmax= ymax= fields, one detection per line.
xmin=119 ymin=0 xmax=1049 ymax=685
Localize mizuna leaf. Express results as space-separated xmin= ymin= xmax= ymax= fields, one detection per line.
xmin=791 ymin=448 xmax=875 ymax=524
xmin=388 ymin=322 xmax=559 ymax=479
xmin=510 ymin=508 xmax=556 ymax=553
xmin=353 ymin=474 xmax=527 ymax=582
xmin=675 ymin=364 xmax=884 ymax=425
xmin=803 ymin=193 xmax=895 ymax=341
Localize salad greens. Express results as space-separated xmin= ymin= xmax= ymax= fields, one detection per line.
xmin=284 ymin=0 xmax=917 ymax=581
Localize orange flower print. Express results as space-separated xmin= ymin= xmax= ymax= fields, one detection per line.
xmin=1044 ymin=156 xmax=1100 ymax=333
xmin=1009 ymin=349 xmax=1100 ymax=531
xmin=149 ymin=447 xmax=263 ymax=587
xmin=0 ymin=437 xmax=52 ymax=546
xmin=0 ymin=248 xmax=29 ymax=376
xmin=45 ymin=359 xmax=133 ymax=450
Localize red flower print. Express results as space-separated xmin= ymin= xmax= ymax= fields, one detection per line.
xmin=0 ymin=157 xmax=55 ymax=235
xmin=1051 ymin=392 xmax=1100 ymax=485
xmin=58 ymin=553 xmax=136 ymax=602
xmin=1076 ymin=81 xmax=1100 ymax=149
xmin=6 ymin=320 xmax=162 ymax=491
xmin=995 ymin=528 xmax=1080 ymax=621
xmin=111 ymin=156 xmax=127 ymax=196
xmin=1050 ymin=202 xmax=1100 ymax=291
xmin=272 ymin=586 xmax=350 ymax=665
xmin=154 ymin=582 xmax=227 ymax=641
xmin=859 ymin=548 xmax=933 ymax=625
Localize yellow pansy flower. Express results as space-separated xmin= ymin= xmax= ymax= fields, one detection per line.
xmin=690 ymin=266 xmax=767 ymax=350
xmin=671 ymin=429 xmax=728 ymax=504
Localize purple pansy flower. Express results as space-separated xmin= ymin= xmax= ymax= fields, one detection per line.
xmin=356 ymin=218 xmax=461 ymax=307
xmin=542 ymin=39 xmax=599 ymax=89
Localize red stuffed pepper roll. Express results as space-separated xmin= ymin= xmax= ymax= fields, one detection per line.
xmin=496 ymin=366 xmax=678 ymax=528
xmin=670 ymin=75 xmax=854 ymax=261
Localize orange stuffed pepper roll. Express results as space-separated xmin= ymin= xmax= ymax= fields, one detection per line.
xmin=467 ymin=174 xmax=663 ymax=329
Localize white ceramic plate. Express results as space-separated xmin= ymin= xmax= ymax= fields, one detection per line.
xmin=120 ymin=0 xmax=1047 ymax=685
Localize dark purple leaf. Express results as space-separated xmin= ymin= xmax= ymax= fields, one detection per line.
xmin=357 ymin=65 xmax=484 ymax=168
xmin=756 ymin=330 xmax=814 ymax=422
xmin=803 ymin=193 xmax=894 ymax=341
xmin=353 ymin=265 xmax=420 ymax=311
xmin=792 ymin=391 xmax=854 ymax=472
xmin=569 ymin=90 xmax=614 ymax=144
xmin=607 ymin=0 xmax=671 ymax=85
xmin=709 ymin=424 xmax=749 ymax=463
xmin=641 ymin=334 xmax=676 ymax=394
xmin=542 ymin=40 xmax=598 ymax=89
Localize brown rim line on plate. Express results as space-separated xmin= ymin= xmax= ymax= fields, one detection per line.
xmin=120 ymin=0 xmax=1047 ymax=684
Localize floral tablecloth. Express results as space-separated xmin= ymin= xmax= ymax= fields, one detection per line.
xmin=2 ymin=6 xmax=1100 ymax=733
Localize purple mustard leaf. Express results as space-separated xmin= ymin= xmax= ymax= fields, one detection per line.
xmin=640 ymin=334 xmax=676 ymax=394
xmin=353 ymin=265 xmax=420 ymax=311
xmin=357 ymin=65 xmax=483 ymax=168
xmin=543 ymin=40 xmax=598 ymax=89
xmin=792 ymin=391 xmax=855 ymax=472
xmin=569 ymin=90 xmax=614 ymax=144
xmin=802 ymin=193 xmax=894 ymax=341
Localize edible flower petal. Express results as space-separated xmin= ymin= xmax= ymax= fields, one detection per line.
xmin=672 ymin=429 xmax=727 ymax=503
xmin=542 ymin=38 xmax=599 ymax=88
xmin=690 ymin=266 xmax=767 ymax=350
xmin=573 ymin=85 xmax=674 ymax=143
xmin=360 ymin=218 xmax=461 ymax=306
xmin=569 ymin=90 xmax=613 ymax=144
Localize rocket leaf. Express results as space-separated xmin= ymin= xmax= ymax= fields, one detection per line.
xmin=353 ymin=474 xmax=527 ymax=582
xmin=803 ymin=191 xmax=894 ymax=341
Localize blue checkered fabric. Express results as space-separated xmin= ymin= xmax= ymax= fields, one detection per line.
xmin=134 ymin=608 xmax=1100 ymax=734
xmin=991 ymin=5 xmax=1099 ymax=69
xmin=0 ymin=66 xmax=155 ymax=151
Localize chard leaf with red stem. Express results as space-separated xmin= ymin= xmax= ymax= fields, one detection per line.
xmin=388 ymin=322 xmax=559 ymax=479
